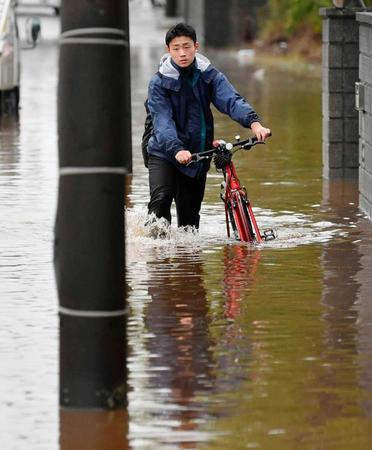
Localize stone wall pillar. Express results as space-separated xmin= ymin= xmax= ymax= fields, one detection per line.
xmin=320 ymin=8 xmax=367 ymax=179
xmin=356 ymin=12 xmax=372 ymax=219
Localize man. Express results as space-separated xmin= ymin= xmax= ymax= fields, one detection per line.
xmin=146 ymin=23 xmax=270 ymax=232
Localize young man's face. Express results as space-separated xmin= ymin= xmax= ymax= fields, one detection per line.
xmin=167 ymin=36 xmax=199 ymax=68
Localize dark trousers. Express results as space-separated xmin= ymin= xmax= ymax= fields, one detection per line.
xmin=148 ymin=155 xmax=207 ymax=228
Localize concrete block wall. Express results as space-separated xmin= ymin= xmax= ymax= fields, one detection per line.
xmin=357 ymin=12 xmax=372 ymax=219
xmin=320 ymin=8 xmax=363 ymax=179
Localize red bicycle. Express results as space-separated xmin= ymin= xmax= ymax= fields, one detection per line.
xmin=191 ymin=135 xmax=276 ymax=243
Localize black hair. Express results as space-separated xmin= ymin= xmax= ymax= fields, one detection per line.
xmin=165 ymin=23 xmax=197 ymax=47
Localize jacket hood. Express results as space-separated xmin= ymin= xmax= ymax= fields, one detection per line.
xmin=158 ymin=53 xmax=211 ymax=80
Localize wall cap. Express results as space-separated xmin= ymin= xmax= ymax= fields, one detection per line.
xmin=320 ymin=7 xmax=372 ymax=18
xmin=356 ymin=11 xmax=372 ymax=24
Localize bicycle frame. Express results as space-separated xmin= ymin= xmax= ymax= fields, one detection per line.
xmin=223 ymin=161 xmax=263 ymax=242
xmin=191 ymin=136 xmax=276 ymax=243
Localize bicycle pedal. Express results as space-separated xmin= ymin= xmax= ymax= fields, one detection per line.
xmin=261 ymin=228 xmax=277 ymax=241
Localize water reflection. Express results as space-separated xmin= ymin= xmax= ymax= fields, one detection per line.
xmin=222 ymin=245 xmax=261 ymax=319
xmin=60 ymin=410 xmax=128 ymax=450
xmin=128 ymin=248 xmax=215 ymax=447
xmin=126 ymin=239 xmax=267 ymax=448
xmin=321 ymin=178 xmax=372 ymax=433
xmin=0 ymin=119 xmax=20 ymax=173
xmin=356 ymin=224 xmax=372 ymax=419
xmin=145 ymin=252 xmax=212 ymax=401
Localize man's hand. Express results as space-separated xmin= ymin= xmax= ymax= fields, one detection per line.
xmin=175 ymin=150 xmax=192 ymax=165
xmin=250 ymin=122 xmax=271 ymax=141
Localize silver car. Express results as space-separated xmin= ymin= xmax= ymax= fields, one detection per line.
xmin=16 ymin=0 xmax=60 ymax=15
xmin=0 ymin=0 xmax=20 ymax=114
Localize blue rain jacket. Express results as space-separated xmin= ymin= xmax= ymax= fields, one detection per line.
xmin=147 ymin=53 xmax=260 ymax=178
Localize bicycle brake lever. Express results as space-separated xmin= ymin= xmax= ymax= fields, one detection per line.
xmin=187 ymin=154 xmax=211 ymax=165
xmin=242 ymin=140 xmax=266 ymax=150
xmin=188 ymin=155 xmax=199 ymax=164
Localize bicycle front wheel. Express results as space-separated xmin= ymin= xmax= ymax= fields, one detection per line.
xmin=231 ymin=192 xmax=255 ymax=242
xmin=226 ymin=199 xmax=239 ymax=240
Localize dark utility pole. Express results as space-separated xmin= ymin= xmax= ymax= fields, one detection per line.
xmin=55 ymin=0 xmax=131 ymax=409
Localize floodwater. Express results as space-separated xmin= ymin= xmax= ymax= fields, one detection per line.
xmin=2 ymin=3 xmax=372 ymax=449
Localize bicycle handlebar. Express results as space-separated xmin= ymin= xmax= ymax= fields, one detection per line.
xmin=190 ymin=135 xmax=270 ymax=163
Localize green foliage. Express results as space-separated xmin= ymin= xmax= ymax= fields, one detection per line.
xmin=261 ymin=0 xmax=372 ymax=41
xmin=262 ymin=0 xmax=327 ymax=40
xmin=287 ymin=0 xmax=329 ymax=34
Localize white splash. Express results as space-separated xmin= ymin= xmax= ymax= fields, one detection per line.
xmin=125 ymin=205 xmax=348 ymax=253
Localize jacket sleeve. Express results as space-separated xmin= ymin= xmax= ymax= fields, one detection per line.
xmin=147 ymin=78 xmax=185 ymax=157
xmin=211 ymin=72 xmax=260 ymax=128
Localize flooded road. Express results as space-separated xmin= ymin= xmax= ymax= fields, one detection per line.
xmin=2 ymin=2 xmax=372 ymax=449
